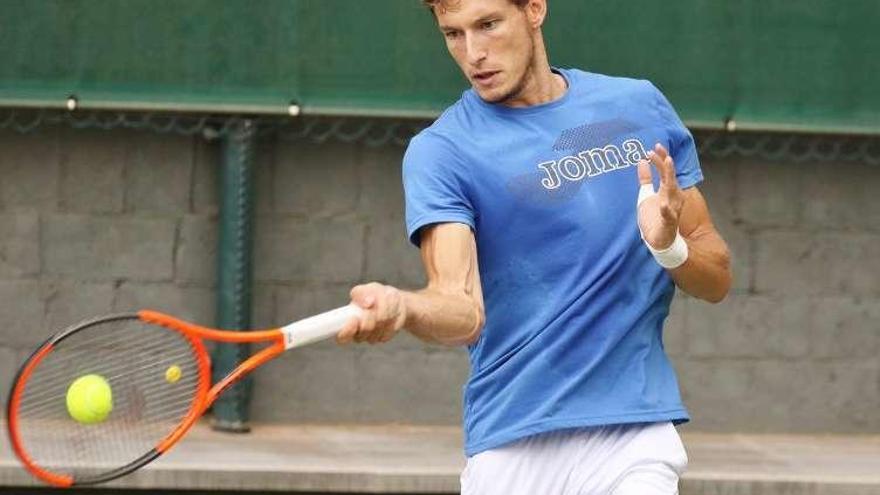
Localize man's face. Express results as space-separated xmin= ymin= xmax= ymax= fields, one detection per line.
xmin=435 ymin=0 xmax=536 ymax=105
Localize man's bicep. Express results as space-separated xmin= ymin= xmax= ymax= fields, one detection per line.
xmin=418 ymin=223 xmax=483 ymax=302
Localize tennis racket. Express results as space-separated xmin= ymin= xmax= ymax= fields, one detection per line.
xmin=6 ymin=304 xmax=361 ymax=487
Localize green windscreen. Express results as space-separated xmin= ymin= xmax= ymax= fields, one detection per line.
xmin=0 ymin=0 xmax=877 ymax=134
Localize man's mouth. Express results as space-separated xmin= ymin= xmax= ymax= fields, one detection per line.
xmin=472 ymin=71 xmax=500 ymax=86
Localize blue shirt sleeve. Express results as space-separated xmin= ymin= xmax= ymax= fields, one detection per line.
xmin=402 ymin=132 xmax=476 ymax=247
xmin=649 ymin=83 xmax=704 ymax=189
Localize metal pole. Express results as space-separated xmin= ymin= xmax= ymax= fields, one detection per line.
xmin=211 ymin=119 xmax=255 ymax=432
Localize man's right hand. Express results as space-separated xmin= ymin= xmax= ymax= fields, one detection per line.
xmin=336 ymin=282 xmax=407 ymax=345
xmin=337 ymin=223 xmax=485 ymax=348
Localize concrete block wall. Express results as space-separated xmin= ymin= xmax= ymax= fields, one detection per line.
xmin=250 ymin=140 xmax=461 ymax=424
xmin=0 ymin=128 xmax=218 ymax=408
xmin=0 ymin=127 xmax=877 ymax=433
xmin=671 ymin=159 xmax=880 ymax=432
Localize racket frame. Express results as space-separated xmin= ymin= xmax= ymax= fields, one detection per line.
xmin=6 ymin=305 xmax=358 ymax=487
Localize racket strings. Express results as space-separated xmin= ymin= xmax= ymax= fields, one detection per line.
xmin=19 ymin=333 xmax=194 ymax=385
xmin=13 ymin=317 xmax=204 ymax=479
xmin=19 ymin=348 xmax=197 ymax=410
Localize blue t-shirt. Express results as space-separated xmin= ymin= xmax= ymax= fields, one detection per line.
xmin=402 ymin=68 xmax=703 ymax=456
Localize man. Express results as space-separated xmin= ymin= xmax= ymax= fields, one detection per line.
xmin=337 ymin=0 xmax=731 ymax=493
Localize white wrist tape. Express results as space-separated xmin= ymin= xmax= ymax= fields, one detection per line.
xmin=637 ymin=183 xmax=689 ymax=269
xmin=637 ymin=183 xmax=656 ymax=207
xmin=646 ymin=231 xmax=689 ymax=269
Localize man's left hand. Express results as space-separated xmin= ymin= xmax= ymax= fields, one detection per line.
xmin=637 ymin=143 xmax=685 ymax=249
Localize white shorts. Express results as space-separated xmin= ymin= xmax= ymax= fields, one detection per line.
xmin=460 ymin=422 xmax=688 ymax=495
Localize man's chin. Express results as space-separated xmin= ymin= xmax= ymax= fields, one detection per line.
xmin=473 ymin=87 xmax=509 ymax=104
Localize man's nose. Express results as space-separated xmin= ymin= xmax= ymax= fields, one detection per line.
xmin=465 ymin=34 xmax=487 ymax=66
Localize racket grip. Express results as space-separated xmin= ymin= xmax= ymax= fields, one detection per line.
xmin=281 ymin=304 xmax=363 ymax=349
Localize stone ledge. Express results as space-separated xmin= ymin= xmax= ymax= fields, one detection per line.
xmin=1 ymin=423 xmax=878 ymax=494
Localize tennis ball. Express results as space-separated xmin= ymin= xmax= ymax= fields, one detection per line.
xmin=165 ymin=365 xmax=182 ymax=383
xmin=66 ymin=374 xmax=113 ymax=424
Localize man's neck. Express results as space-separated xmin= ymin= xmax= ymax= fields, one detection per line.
xmin=503 ymin=65 xmax=567 ymax=108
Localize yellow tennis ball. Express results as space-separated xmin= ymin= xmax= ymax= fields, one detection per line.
xmin=66 ymin=374 xmax=113 ymax=424
xmin=165 ymin=365 xmax=182 ymax=383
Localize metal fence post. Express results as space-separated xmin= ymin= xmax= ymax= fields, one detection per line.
xmin=211 ymin=119 xmax=255 ymax=432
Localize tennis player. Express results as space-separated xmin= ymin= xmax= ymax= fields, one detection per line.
xmin=337 ymin=0 xmax=732 ymax=493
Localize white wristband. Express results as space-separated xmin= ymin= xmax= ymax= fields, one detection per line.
xmin=646 ymin=231 xmax=689 ymax=269
xmin=637 ymin=183 xmax=688 ymax=269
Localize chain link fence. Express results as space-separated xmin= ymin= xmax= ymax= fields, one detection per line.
xmin=2 ymin=108 xmax=878 ymax=165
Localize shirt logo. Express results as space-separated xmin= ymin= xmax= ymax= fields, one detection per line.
xmin=538 ymin=138 xmax=649 ymax=190
xmin=538 ymin=118 xmax=651 ymax=191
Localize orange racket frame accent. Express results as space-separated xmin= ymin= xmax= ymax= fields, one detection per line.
xmin=8 ymin=305 xmax=358 ymax=487
xmin=8 ymin=343 xmax=74 ymax=487
xmin=137 ymin=310 xmax=286 ymax=454
xmin=7 ymin=311 xmax=288 ymax=487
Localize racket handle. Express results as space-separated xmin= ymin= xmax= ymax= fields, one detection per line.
xmin=281 ymin=304 xmax=363 ymax=349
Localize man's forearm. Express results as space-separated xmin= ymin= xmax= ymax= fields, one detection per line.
xmin=401 ymin=288 xmax=484 ymax=346
xmin=669 ymin=229 xmax=731 ymax=303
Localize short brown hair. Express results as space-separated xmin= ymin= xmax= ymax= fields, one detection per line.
xmin=422 ymin=0 xmax=529 ymax=13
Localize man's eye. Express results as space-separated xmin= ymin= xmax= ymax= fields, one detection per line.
xmin=445 ymin=31 xmax=460 ymax=39
xmin=482 ymin=20 xmax=499 ymax=30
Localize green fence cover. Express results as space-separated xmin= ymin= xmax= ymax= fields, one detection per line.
xmin=1 ymin=0 xmax=877 ymax=133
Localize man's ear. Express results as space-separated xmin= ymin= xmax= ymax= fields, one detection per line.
xmin=525 ymin=0 xmax=548 ymax=29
